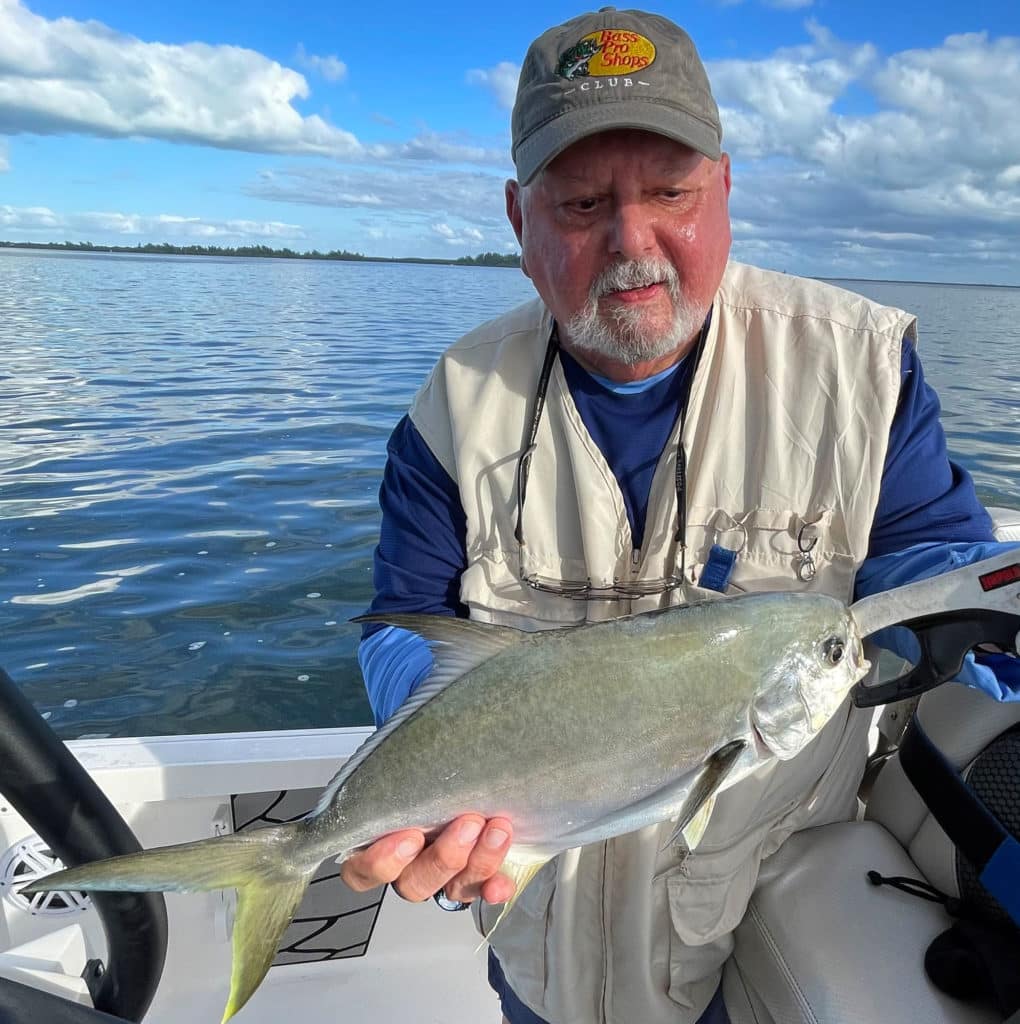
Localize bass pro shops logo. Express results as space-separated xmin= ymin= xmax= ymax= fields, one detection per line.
xmin=556 ymin=30 xmax=656 ymax=80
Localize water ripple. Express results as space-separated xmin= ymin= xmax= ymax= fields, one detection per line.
xmin=1 ymin=250 xmax=1016 ymax=738
xmin=0 ymin=250 xmax=536 ymax=737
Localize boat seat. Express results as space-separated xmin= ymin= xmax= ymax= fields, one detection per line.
xmin=989 ymin=506 xmax=1020 ymax=543
xmin=724 ymin=508 xmax=1020 ymax=1024
xmin=724 ymin=684 xmax=1020 ymax=1024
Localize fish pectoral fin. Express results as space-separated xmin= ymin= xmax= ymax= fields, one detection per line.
xmin=676 ymin=794 xmax=716 ymax=851
xmin=475 ymin=851 xmax=551 ymax=952
xmin=663 ymin=739 xmax=747 ymax=852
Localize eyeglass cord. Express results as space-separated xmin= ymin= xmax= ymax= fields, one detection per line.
xmin=514 ymin=312 xmax=712 ymax=589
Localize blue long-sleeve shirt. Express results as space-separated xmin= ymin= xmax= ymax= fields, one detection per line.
xmin=361 ymin=336 xmax=1011 ymax=724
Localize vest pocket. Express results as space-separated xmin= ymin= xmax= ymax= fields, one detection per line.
xmin=685 ymin=506 xmax=856 ymax=600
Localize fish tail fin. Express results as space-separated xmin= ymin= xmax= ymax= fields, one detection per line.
xmin=20 ymin=822 xmax=319 ymax=1022
xmin=222 ymin=868 xmax=311 ymax=1022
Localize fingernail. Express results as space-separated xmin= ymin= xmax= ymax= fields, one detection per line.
xmin=397 ymin=837 xmax=422 ymax=859
xmin=484 ymin=827 xmax=509 ymax=849
xmin=459 ymin=820 xmax=482 ymax=845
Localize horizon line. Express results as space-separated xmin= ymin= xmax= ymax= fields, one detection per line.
xmin=1 ymin=239 xmax=1017 ymax=290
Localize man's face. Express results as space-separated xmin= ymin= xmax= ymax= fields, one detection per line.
xmin=506 ymin=129 xmax=732 ymax=378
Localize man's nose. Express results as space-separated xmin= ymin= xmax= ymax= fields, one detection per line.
xmin=608 ymin=202 xmax=656 ymax=259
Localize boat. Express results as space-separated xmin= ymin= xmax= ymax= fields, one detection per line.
xmin=0 ymin=509 xmax=1018 ymax=1024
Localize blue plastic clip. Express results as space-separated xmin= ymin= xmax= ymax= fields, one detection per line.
xmin=699 ymin=544 xmax=738 ymax=593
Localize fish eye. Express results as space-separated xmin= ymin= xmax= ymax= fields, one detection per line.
xmin=821 ymin=637 xmax=845 ymax=665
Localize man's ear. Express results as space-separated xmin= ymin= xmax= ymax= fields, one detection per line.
xmin=505 ymin=180 xmax=529 ymax=278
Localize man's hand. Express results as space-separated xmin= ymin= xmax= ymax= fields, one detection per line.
xmin=340 ymin=813 xmax=516 ymax=905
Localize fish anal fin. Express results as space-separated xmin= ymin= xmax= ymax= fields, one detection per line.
xmin=474 ymin=852 xmax=550 ymax=953
xmin=663 ymin=739 xmax=747 ymax=852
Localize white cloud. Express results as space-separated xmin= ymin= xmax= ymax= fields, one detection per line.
xmin=431 ymin=222 xmax=485 ymax=246
xmin=375 ymin=131 xmax=508 ymax=166
xmin=0 ymin=2 xmax=507 ymax=169
xmin=295 ymin=43 xmax=348 ymax=83
xmin=0 ymin=203 xmax=306 ymax=241
xmin=0 ymin=203 xmax=60 ymax=228
xmin=710 ymin=26 xmax=1020 ymax=280
xmin=0 ymin=0 xmax=362 ymax=157
xmin=467 ymin=62 xmax=520 ymax=112
xmin=246 ymin=165 xmax=511 ymax=228
xmin=710 ymin=29 xmax=877 ymax=159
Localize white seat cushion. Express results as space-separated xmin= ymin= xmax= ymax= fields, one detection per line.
xmin=723 ymin=821 xmax=1000 ymax=1024
xmin=990 ymin=506 xmax=1020 ymax=543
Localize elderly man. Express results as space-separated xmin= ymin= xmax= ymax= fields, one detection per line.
xmin=343 ymin=9 xmax=1012 ymax=1024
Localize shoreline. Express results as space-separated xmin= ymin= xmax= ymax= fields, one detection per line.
xmin=0 ymin=239 xmax=521 ymax=269
xmin=2 ymin=241 xmax=1017 ymax=289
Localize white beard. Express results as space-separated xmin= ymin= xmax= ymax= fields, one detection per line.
xmin=563 ymin=257 xmax=707 ymax=366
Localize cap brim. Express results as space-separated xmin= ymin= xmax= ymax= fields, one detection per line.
xmin=514 ymin=100 xmax=721 ymax=185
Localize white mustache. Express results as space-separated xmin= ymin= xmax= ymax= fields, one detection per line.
xmin=592 ymin=259 xmax=679 ymax=298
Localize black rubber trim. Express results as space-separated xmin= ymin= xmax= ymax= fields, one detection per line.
xmin=853 ymin=609 xmax=1020 ymax=708
xmin=0 ymin=975 xmax=133 ymax=1024
xmin=0 ymin=667 xmax=167 ymax=1022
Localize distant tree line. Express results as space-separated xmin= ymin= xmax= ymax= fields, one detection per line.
xmin=452 ymin=251 xmax=521 ymax=268
xmin=0 ymin=239 xmax=521 ymax=268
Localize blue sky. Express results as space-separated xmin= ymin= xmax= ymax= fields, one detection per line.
xmin=2 ymin=0 xmax=1019 ymax=283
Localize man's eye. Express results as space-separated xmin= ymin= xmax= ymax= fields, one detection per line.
xmin=568 ymin=198 xmax=599 ymax=212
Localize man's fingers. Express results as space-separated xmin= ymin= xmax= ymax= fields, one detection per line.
xmin=443 ymin=818 xmax=515 ymax=903
xmin=338 ymin=815 xmax=516 ymax=904
xmin=389 ymin=814 xmax=486 ymax=902
xmin=340 ymin=830 xmax=425 ymax=892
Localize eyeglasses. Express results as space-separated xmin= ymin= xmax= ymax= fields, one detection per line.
xmin=513 ymin=321 xmax=708 ymax=601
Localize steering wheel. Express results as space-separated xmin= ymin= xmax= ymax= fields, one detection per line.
xmin=0 ymin=667 xmax=168 ymax=1023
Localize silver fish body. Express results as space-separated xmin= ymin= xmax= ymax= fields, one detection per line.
xmin=311 ymin=591 xmax=867 ymax=858
xmin=23 ymin=590 xmax=869 ymax=1021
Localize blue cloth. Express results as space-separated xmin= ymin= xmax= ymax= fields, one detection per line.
xmin=866 ymin=341 xmax=993 ymax=557
xmin=487 ymin=950 xmax=729 ymax=1024
xmin=558 ymin=346 xmax=691 ymax=551
xmin=855 ymin=541 xmax=1020 ymax=702
xmin=359 ymin=415 xmax=467 ymax=725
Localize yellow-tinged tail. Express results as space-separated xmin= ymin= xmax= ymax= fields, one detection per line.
xmin=20 ymin=823 xmax=317 ymax=1022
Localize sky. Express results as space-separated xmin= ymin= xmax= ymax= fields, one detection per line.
xmin=1 ymin=0 xmax=1019 ymax=284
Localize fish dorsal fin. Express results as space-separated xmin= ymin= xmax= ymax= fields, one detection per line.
xmin=354 ymin=613 xmax=525 ymax=687
xmin=315 ymin=615 xmax=523 ymax=815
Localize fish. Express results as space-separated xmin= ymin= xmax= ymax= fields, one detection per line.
xmin=22 ymin=590 xmax=870 ymax=1022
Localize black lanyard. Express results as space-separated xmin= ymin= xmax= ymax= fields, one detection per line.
xmin=514 ymin=314 xmax=711 ymax=580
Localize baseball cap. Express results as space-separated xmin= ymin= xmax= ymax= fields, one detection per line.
xmin=511 ymin=8 xmax=722 ymax=184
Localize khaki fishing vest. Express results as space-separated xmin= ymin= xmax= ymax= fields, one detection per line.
xmin=409 ymin=262 xmax=915 ymax=1024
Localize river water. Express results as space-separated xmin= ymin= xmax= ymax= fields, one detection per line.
xmin=1 ymin=248 xmax=1018 ymax=738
